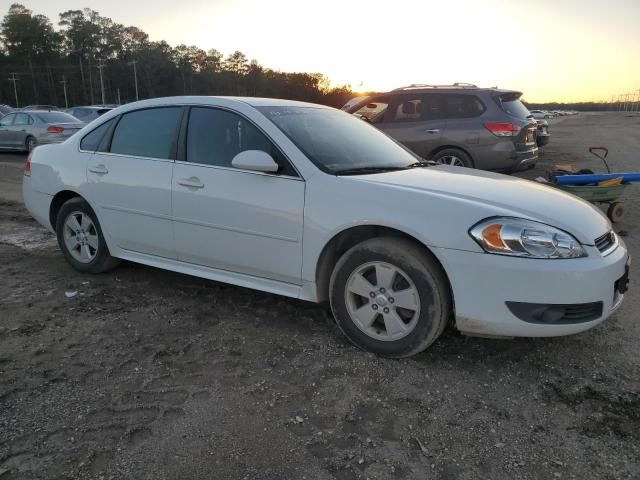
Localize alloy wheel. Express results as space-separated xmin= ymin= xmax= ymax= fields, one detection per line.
xmin=436 ymin=155 xmax=465 ymax=167
xmin=62 ymin=211 xmax=99 ymax=263
xmin=344 ymin=261 xmax=421 ymax=341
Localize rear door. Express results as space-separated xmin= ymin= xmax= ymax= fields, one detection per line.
xmin=375 ymin=93 xmax=445 ymax=159
xmin=439 ymin=94 xmax=487 ymax=149
xmin=84 ymin=107 xmax=183 ymax=259
xmin=10 ymin=113 xmax=33 ymax=147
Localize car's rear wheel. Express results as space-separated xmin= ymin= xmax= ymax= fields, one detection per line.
xmin=329 ymin=237 xmax=452 ymax=358
xmin=56 ymin=197 xmax=119 ymax=273
xmin=25 ymin=136 xmax=36 ymax=153
xmin=431 ymin=148 xmax=473 ymax=168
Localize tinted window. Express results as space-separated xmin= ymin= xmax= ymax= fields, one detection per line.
xmin=36 ymin=112 xmax=80 ymax=124
xmin=80 ymin=119 xmax=114 ymax=151
xmin=258 ymin=106 xmax=420 ymax=173
xmin=444 ymin=94 xmax=485 ymax=118
xmin=386 ymin=94 xmax=444 ymax=122
xmin=497 ymin=94 xmax=531 ymax=119
xmin=186 ymin=107 xmax=296 ymax=175
xmin=0 ymin=114 xmax=15 ymax=126
xmin=110 ymin=107 xmax=182 ymax=159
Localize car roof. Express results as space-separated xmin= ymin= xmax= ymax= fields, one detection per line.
xmin=107 ymin=96 xmax=330 ymax=112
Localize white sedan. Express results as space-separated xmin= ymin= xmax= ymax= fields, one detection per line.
xmin=22 ymin=97 xmax=629 ymax=357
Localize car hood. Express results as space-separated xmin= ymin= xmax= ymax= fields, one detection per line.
xmin=346 ymin=165 xmax=610 ymax=245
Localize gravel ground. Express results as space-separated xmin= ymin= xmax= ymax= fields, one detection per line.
xmin=1 ymin=112 xmax=639 ymax=479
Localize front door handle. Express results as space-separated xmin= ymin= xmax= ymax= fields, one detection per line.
xmin=88 ymin=164 xmax=109 ymax=174
xmin=425 ymin=129 xmax=440 ymax=134
xmin=177 ymin=177 xmax=205 ymax=189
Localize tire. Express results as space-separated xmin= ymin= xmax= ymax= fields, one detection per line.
xmin=431 ymin=148 xmax=473 ymax=168
xmin=607 ymin=202 xmax=624 ymax=223
xmin=26 ymin=136 xmax=36 ymax=153
xmin=329 ymin=237 xmax=452 ymax=358
xmin=55 ymin=197 xmax=120 ymax=273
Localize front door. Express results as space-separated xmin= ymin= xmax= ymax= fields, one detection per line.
xmin=172 ymin=106 xmax=305 ymax=285
xmin=376 ymin=93 xmax=446 ymax=159
xmin=84 ymin=107 xmax=183 ymax=259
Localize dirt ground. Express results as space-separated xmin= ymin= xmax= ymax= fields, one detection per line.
xmin=1 ymin=112 xmax=639 ymax=480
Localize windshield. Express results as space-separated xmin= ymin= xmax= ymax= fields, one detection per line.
xmin=257 ymin=106 xmax=419 ymax=173
xmin=36 ymin=112 xmax=82 ymax=124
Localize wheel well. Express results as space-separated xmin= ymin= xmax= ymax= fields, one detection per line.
xmin=49 ymin=190 xmax=81 ymax=231
xmin=427 ymin=145 xmax=474 ymax=165
xmin=315 ymin=225 xmax=453 ymax=306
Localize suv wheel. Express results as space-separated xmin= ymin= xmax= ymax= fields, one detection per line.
xmin=431 ymin=149 xmax=473 ymax=168
xmin=329 ymin=238 xmax=452 ymax=358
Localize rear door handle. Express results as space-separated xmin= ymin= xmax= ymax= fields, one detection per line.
xmin=88 ymin=164 xmax=108 ymax=174
xmin=425 ymin=129 xmax=440 ymax=134
xmin=177 ymin=177 xmax=205 ymax=189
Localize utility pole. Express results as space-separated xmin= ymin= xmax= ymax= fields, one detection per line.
xmin=117 ymin=88 xmax=121 ymax=105
xmin=8 ymin=73 xmax=19 ymax=107
xmin=96 ymin=59 xmax=106 ymax=105
xmin=59 ymin=75 xmax=69 ymax=108
xmin=128 ymin=60 xmax=139 ymax=101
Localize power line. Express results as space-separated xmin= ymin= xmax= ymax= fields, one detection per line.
xmin=59 ymin=75 xmax=69 ymax=108
xmin=128 ymin=60 xmax=139 ymax=101
xmin=8 ymin=73 xmax=20 ymax=107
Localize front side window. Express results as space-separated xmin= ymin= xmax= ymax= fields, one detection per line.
xmin=110 ymin=107 xmax=183 ymax=159
xmin=444 ymin=94 xmax=485 ymax=118
xmin=258 ymin=106 xmax=420 ymax=173
xmin=80 ymin=119 xmax=114 ymax=152
xmin=386 ymin=94 xmax=444 ymax=122
xmin=0 ymin=114 xmax=15 ymax=126
xmin=186 ymin=107 xmax=296 ymax=175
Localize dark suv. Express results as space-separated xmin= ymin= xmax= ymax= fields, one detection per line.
xmin=342 ymin=84 xmax=538 ymax=171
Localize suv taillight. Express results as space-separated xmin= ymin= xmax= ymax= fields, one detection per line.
xmin=47 ymin=125 xmax=65 ymax=134
xmin=484 ymin=122 xmax=520 ymax=137
xmin=24 ymin=152 xmax=32 ymax=176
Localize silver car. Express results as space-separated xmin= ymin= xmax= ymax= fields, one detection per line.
xmin=0 ymin=110 xmax=83 ymax=152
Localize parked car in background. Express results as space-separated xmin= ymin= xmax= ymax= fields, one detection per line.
xmin=0 ymin=104 xmax=15 ymax=116
xmin=21 ymin=105 xmax=60 ymax=111
xmin=529 ymin=110 xmax=549 ymax=119
xmin=22 ymin=96 xmax=628 ymax=357
xmin=65 ymin=106 xmax=113 ymax=124
xmin=343 ymin=84 xmax=538 ymax=172
xmin=536 ymin=119 xmax=550 ymax=147
xmin=0 ymin=110 xmax=83 ymax=152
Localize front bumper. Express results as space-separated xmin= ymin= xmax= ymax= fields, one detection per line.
xmin=433 ymin=242 xmax=628 ymax=337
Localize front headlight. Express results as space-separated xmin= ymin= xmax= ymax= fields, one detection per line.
xmin=469 ymin=217 xmax=586 ymax=259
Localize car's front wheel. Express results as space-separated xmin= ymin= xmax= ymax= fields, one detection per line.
xmin=329 ymin=238 xmax=452 ymax=358
xmin=56 ymin=197 xmax=119 ymax=273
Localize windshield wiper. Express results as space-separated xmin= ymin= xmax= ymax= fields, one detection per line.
xmin=406 ymin=161 xmax=434 ymax=168
xmin=334 ymin=166 xmax=408 ymax=175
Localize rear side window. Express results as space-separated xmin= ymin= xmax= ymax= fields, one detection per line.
xmin=13 ymin=113 xmax=32 ymax=126
xmin=444 ymin=95 xmax=485 ymax=118
xmin=186 ymin=107 xmax=296 ymax=176
xmin=110 ymin=107 xmax=182 ymax=159
xmin=80 ymin=119 xmax=114 ymax=152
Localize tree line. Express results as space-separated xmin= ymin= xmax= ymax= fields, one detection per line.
xmin=0 ymin=3 xmax=355 ymax=108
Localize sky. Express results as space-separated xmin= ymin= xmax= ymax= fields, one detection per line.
xmin=17 ymin=0 xmax=640 ymax=103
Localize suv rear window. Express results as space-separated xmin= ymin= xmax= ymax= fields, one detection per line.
xmin=496 ymin=93 xmax=530 ymax=119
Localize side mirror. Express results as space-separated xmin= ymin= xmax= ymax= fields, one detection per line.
xmin=231 ymin=150 xmax=279 ymax=173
